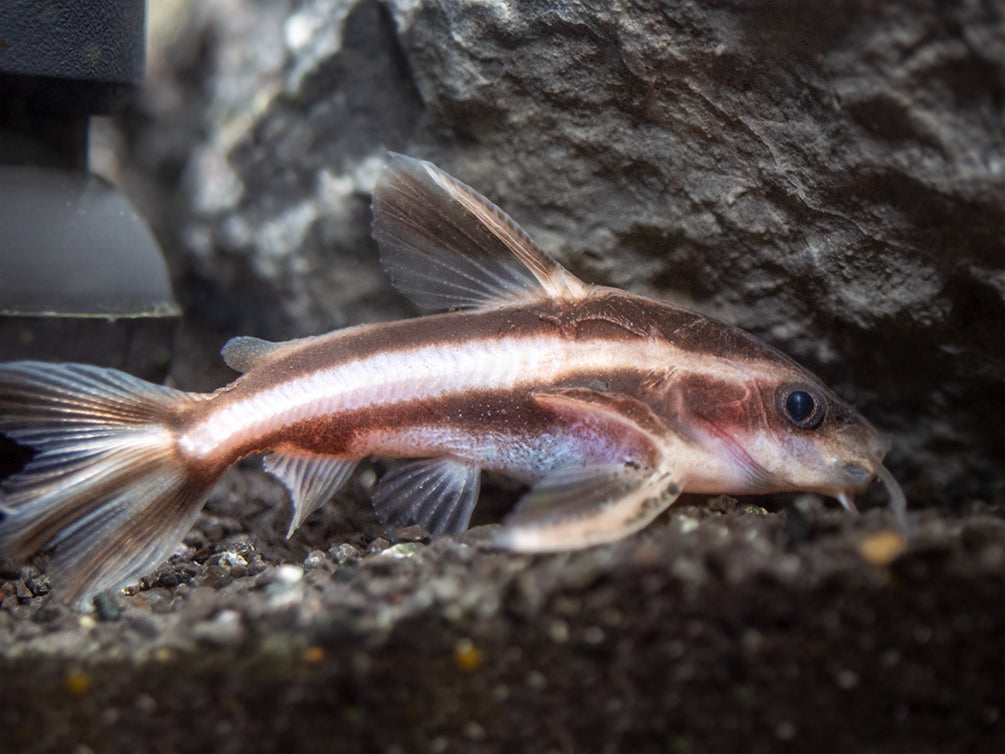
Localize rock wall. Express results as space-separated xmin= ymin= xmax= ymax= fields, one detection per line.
xmin=118 ymin=0 xmax=1004 ymax=508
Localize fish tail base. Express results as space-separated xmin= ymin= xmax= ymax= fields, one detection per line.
xmin=0 ymin=362 xmax=218 ymax=605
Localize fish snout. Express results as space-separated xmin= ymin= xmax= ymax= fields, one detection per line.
xmin=834 ymin=457 xmax=908 ymax=533
xmin=840 ymin=461 xmax=875 ymax=493
xmin=832 ymin=461 xmax=874 ymax=513
xmin=833 ymin=424 xmax=890 ymax=496
xmin=870 ymin=431 xmax=891 ymax=461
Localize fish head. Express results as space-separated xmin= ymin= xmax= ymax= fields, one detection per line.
xmin=669 ymin=366 xmax=906 ymax=528
xmin=760 ymin=380 xmax=887 ymax=497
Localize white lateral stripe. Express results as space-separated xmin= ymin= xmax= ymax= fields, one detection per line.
xmin=177 ymin=334 xmax=782 ymax=459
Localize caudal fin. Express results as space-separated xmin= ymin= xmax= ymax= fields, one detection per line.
xmin=0 ymin=362 xmax=215 ymax=605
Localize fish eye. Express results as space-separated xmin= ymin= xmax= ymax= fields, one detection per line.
xmin=776 ymin=383 xmax=827 ymax=429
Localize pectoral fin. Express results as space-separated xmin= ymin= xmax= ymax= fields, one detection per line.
xmin=493 ymin=387 xmax=682 ymax=552
xmin=493 ymin=462 xmax=682 ymax=552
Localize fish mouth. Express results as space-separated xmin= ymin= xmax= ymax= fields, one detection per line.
xmin=835 ymin=460 xmax=907 ymax=533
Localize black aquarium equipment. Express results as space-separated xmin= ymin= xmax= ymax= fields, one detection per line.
xmin=0 ymin=1 xmax=178 ymax=380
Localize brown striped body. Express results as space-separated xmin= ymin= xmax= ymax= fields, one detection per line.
xmin=178 ymin=290 xmax=842 ymax=493
xmin=0 ymin=154 xmax=906 ymax=605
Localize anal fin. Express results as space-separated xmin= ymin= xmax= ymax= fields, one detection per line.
xmin=262 ymin=451 xmax=358 ymax=536
xmin=494 ymin=463 xmax=682 ymax=553
xmin=372 ymin=457 xmax=481 ymax=537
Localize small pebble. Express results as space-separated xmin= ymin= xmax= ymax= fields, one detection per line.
xmin=64 ymin=667 xmax=92 ymax=696
xmin=14 ymin=580 xmax=33 ymax=603
xmin=366 ymin=538 xmax=391 ymax=555
xmin=151 ymin=571 xmax=181 ymax=589
xmin=303 ymin=550 xmax=329 ymax=570
xmin=201 ymin=565 xmax=234 ymax=590
xmin=126 ymin=613 xmax=161 ymax=639
xmin=738 ymin=503 xmax=770 ymax=517
xmin=136 ymin=693 xmax=158 ymax=713
xmin=24 ymin=573 xmax=50 ymax=597
xmin=31 ymin=604 xmax=62 ymax=625
xmin=784 ymin=495 xmax=822 ymax=548
xmin=218 ymin=549 xmax=249 ymax=570
xmin=190 ymin=610 xmax=244 ymax=646
xmin=259 ymin=564 xmax=304 ymax=586
xmin=93 ymin=592 xmax=122 ymax=622
xmin=464 ymin=721 xmax=486 ymax=741
xmin=858 ymin=530 xmax=908 ymax=567
xmin=380 ymin=543 xmax=421 ymax=559
xmin=708 ymin=495 xmax=738 ymax=514
xmin=303 ymin=645 xmax=325 ymax=663
xmin=454 ymin=638 xmax=482 ymax=672
xmin=257 ymin=565 xmax=305 ymax=607
xmin=329 ymin=543 xmax=362 ymax=564
xmin=244 ymin=552 xmax=268 ymax=577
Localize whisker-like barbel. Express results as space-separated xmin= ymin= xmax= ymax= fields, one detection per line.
xmin=875 ymin=463 xmax=908 ymax=533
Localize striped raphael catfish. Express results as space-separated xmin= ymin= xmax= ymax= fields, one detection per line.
xmin=0 ymin=154 xmax=907 ymax=603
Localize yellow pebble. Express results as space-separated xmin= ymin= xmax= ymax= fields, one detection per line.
xmin=303 ymin=646 xmax=325 ymax=663
xmin=65 ymin=668 xmax=91 ymax=696
xmin=858 ymin=530 xmax=908 ymax=567
xmin=454 ymin=638 xmax=482 ymax=673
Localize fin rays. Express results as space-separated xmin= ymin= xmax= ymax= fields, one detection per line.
xmin=372 ymin=153 xmax=587 ymax=312
xmin=0 ymin=362 xmax=216 ymax=605
xmin=262 ymin=451 xmax=358 ymax=536
xmin=372 ymin=457 xmax=481 ymax=536
xmin=494 ymin=463 xmax=681 ymax=553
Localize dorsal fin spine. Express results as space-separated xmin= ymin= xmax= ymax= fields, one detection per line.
xmin=373 ymin=154 xmax=588 ymax=312
xmin=418 ymin=158 xmax=588 ymax=300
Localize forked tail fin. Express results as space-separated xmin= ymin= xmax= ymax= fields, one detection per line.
xmin=0 ymin=362 xmax=217 ymax=605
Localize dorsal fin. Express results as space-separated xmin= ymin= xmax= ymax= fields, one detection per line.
xmin=221 ymin=335 xmax=315 ymax=373
xmin=221 ymin=336 xmax=284 ymax=373
xmin=371 ymin=153 xmax=588 ymax=312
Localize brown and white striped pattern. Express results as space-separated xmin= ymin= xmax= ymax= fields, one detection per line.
xmin=0 ymin=153 xmax=905 ymax=605
xmin=175 ymin=291 xmax=833 ymax=486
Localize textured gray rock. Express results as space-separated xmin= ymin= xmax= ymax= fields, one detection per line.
xmin=123 ymin=0 xmax=1003 ymax=509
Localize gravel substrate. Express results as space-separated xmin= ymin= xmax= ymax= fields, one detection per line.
xmin=1 ymin=471 xmax=1002 ymax=753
